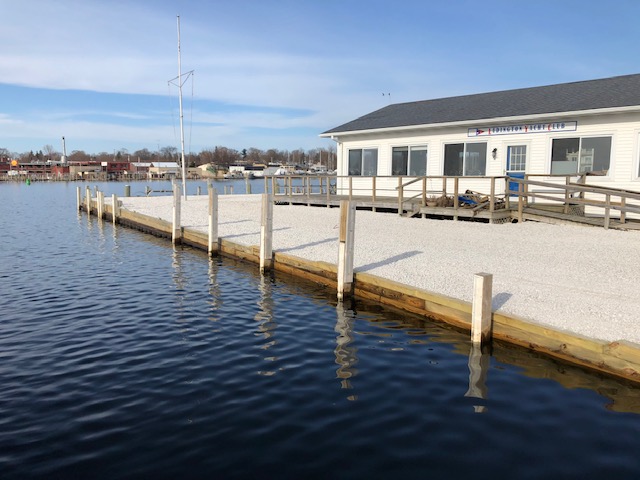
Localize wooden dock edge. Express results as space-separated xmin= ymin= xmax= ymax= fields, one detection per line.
xmin=92 ymin=203 xmax=640 ymax=385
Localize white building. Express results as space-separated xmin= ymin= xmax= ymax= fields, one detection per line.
xmin=320 ymin=74 xmax=640 ymax=198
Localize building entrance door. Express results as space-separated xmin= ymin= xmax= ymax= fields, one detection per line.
xmin=506 ymin=145 xmax=527 ymax=196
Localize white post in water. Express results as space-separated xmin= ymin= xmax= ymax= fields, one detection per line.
xmin=260 ymin=193 xmax=273 ymax=272
xmin=471 ymin=273 xmax=493 ymax=345
xmin=76 ymin=186 xmax=81 ymax=211
xmin=112 ymin=194 xmax=118 ymax=225
xmin=337 ymin=200 xmax=356 ymax=301
xmin=172 ymin=182 xmax=182 ymax=244
xmin=208 ymin=182 xmax=218 ymax=255
xmin=85 ymin=186 xmax=91 ymax=214
xmin=96 ymin=191 xmax=103 ymax=219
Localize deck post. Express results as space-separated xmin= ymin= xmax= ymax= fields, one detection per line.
xmin=372 ymin=176 xmax=377 ymax=212
xmin=517 ymin=182 xmax=524 ymax=223
xmin=208 ymin=182 xmax=219 ymax=255
xmin=504 ymin=177 xmax=510 ymax=210
xmin=264 ymin=176 xmax=268 ymax=195
xmin=604 ymin=193 xmax=611 ymax=230
xmin=111 ymin=194 xmax=118 ymax=225
xmin=260 ymin=193 xmax=273 ymax=272
xmin=489 ymin=177 xmax=495 ymax=224
xmin=397 ymin=176 xmax=403 ymax=216
xmin=326 ymin=176 xmax=331 ymax=206
xmin=471 ymin=273 xmax=493 ymax=346
xmin=620 ymin=197 xmax=627 ymax=224
xmin=348 ymin=176 xmax=353 ymax=201
xmin=172 ymin=182 xmax=182 ymax=244
xmin=453 ymin=178 xmax=459 ymax=221
xmin=337 ymin=200 xmax=356 ymax=301
xmin=76 ymin=186 xmax=81 ymax=211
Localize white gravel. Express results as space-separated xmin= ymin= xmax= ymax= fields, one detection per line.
xmin=121 ymin=194 xmax=640 ymax=345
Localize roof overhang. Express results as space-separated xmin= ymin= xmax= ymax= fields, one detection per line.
xmin=319 ymin=105 xmax=640 ymax=140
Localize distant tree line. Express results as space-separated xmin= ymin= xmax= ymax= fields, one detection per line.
xmin=1 ymin=145 xmax=337 ymax=170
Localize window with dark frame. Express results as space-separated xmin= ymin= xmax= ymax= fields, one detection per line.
xmin=392 ymin=146 xmax=427 ymax=176
xmin=348 ymin=148 xmax=378 ymax=176
xmin=444 ymin=143 xmax=487 ymax=176
xmin=550 ymin=137 xmax=611 ymax=174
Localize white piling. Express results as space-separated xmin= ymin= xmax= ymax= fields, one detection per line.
xmin=85 ymin=186 xmax=91 ymax=214
xmin=260 ymin=193 xmax=273 ymax=272
xmin=76 ymin=186 xmax=81 ymax=211
xmin=112 ymin=194 xmax=118 ymax=225
xmin=172 ymin=182 xmax=182 ymax=244
xmin=471 ymin=273 xmax=493 ymax=345
xmin=208 ymin=183 xmax=219 ymax=255
xmin=97 ymin=191 xmax=104 ymax=219
xmin=337 ymin=200 xmax=356 ymax=301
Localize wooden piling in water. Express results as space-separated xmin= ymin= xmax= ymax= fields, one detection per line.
xmin=76 ymin=187 xmax=81 ymax=211
xmin=85 ymin=186 xmax=91 ymax=214
xmin=97 ymin=191 xmax=104 ymax=219
xmin=172 ymin=183 xmax=182 ymax=244
xmin=112 ymin=194 xmax=118 ymax=225
xmin=208 ymin=183 xmax=218 ymax=255
xmin=337 ymin=200 xmax=356 ymax=301
xmin=260 ymin=193 xmax=273 ymax=272
xmin=471 ymin=273 xmax=493 ymax=345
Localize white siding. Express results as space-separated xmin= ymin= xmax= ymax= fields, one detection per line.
xmin=333 ymin=111 xmax=640 ymax=196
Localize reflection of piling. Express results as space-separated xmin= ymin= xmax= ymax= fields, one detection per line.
xmin=465 ymin=344 xmax=489 ymax=413
xmin=335 ymin=303 xmax=358 ymax=400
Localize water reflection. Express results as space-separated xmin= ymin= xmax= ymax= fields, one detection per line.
xmin=171 ymin=247 xmax=187 ymax=316
xmin=465 ymin=344 xmax=490 ymax=413
xmin=207 ymin=257 xmax=221 ymax=322
xmin=255 ymin=274 xmax=278 ymax=376
xmin=335 ymin=301 xmax=359 ymax=401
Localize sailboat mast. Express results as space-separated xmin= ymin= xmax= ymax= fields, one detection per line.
xmin=177 ymin=15 xmax=187 ymax=199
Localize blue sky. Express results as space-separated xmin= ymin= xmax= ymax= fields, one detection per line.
xmin=1 ymin=0 xmax=639 ymax=156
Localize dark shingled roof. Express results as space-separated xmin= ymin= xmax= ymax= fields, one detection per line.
xmin=323 ymin=74 xmax=640 ymax=135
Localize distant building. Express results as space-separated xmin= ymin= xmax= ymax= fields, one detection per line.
xmin=149 ymin=162 xmax=180 ymax=178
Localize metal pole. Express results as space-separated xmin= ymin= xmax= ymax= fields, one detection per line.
xmin=177 ymin=15 xmax=187 ymax=200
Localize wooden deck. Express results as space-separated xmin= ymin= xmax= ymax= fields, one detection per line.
xmin=274 ymin=192 xmax=640 ymax=230
xmin=268 ymin=173 xmax=640 ymax=230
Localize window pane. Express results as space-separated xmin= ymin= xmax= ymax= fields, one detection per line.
xmin=444 ymin=144 xmax=464 ymax=176
xmin=581 ymin=137 xmax=611 ymax=173
xmin=409 ymin=146 xmax=427 ymax=176
xmin=551 ymin=138 xmax=579 ymax=174
xmin=348 ymin=150 xmax=362 ymax=176
xmin=465 ymin=143 xmax=487 ymax=175
xmin=392 ymin=147 xmax=408 ymax=175
xmin=362 ymin=149 xmax=378 ymax=176
xmin=508 ymin=145 xmax=527 ymax=171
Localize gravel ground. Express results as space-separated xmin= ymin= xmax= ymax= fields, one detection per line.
xmin=121 ymin=194 xmax=640 ymax=345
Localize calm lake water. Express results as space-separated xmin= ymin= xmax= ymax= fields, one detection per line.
xmin=2 ymin=180 xmax=640 ymax=479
